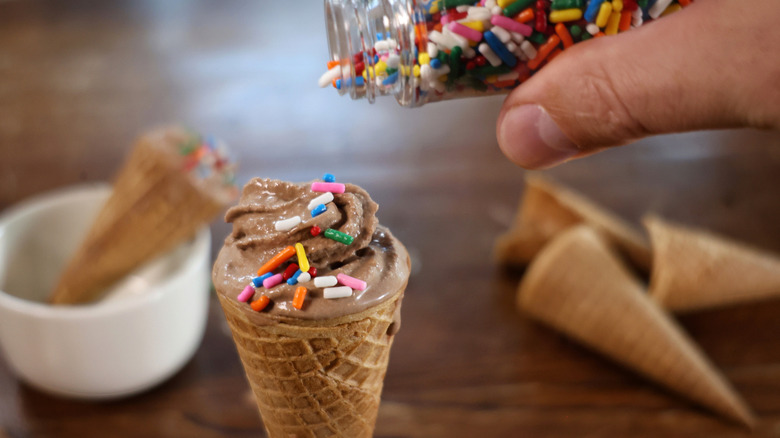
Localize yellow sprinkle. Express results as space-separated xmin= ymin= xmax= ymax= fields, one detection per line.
xmin=374 ymin=60 xmax=388 ymax=75
xmin=428 ymin=1 xmax=439 ymax=14
xmin=549 ymin=8 xmax=583 ymax=23
xmin=400 ymin=65 xmax=411 ymax=76
xmin=295 ymin=243 xmax=310 ymax=273
xmin=485 ymin=75 xmax=497 ymax=84
xmin=595 ymin=1 xmax=613 ymax=28
xmin=612 ymin=0 xmax=623 ymax=12
xmin=497 ymin=0 xmax=518 ymax=8
xmin=460 ymin=21 xmax=485 ymax=32
xmin=419 ymin=53 xmax=431 ymax=65
xmin=605 ymin=10 xmax=621 ymax=35
xmin=413 ymin=64 xmax=421 ymax=77
xmin=661 ymin=3 xmax=682 ymax=16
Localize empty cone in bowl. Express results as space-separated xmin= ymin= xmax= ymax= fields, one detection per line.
xmin=494 ymin=174 xmax=651 ymax=271
xmin=212 ymin=177 xmax=411 ymax=438
xmin=645 ymin=216 xmax=780 ymax=313
xmin=49 ymin=127 xmax=237 ymax=305
xmin=517 ymin=225 xmax=754 ymax=426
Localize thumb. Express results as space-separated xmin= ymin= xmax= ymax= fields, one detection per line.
xmin=496 ymin=0 xmax=780 ymax=169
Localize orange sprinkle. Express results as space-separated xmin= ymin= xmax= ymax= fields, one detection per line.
xmin=528 ymin=34 xmax=561 ymax=70
xmin=554 ymin=23 xmax=573 ymax=49
xmin=257 ymin=246 xmax=296 ymax=276
xmin=293 ymin=286 xmax=307 ymax=310
xmin=433 ymin=23 xmax=442 ymax=33
xmin=678 ymin=0 xmax=692 ymax=5
xmin=250 ymin=296 xmax=270 ymax=312
xmin=594 ymin=31 xmax=605 ymax=38
xmin=516 ymin=8 xmax=534 ymax=23
xmin=331 ymin=79 xmax=338 ymax=88
xmin=326 ymin=60 xmax=339 ymax=69
xmin=546 ymin=48 xmax=563 ymax=62
xmin=619 ymin=10 xmax=632 ymax=32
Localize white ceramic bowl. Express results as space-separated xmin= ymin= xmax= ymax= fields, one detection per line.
xmin=0 ymin=184 xmax=211 ymax=399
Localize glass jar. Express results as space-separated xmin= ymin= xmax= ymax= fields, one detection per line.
xmin=322 ymin=0 xmax=688 ymax=107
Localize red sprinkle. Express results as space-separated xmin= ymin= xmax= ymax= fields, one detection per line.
xmin=311 ymin=226 xmax=322 ymax=236
xmin=308 ymin=267 xmax=317 ymax=278
xmin=282 ymin=263 xmax=299 ymax=280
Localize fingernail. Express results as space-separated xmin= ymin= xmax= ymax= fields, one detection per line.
xmin=498 ymin=104 xmax=579 ymax=169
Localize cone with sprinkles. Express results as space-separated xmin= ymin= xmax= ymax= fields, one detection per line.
xmin=49 ymin=126 xmax=236 ymax=304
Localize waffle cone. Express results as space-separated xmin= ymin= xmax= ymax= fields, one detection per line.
xmin=646 ymin=216 xmax=780 ymax=313
xmin=518 ymin=225 xmax=754 ymax=426
xmin=495 ymin=174 xmax=651 ymax=271
xmin=50 ymin=127 xmax=228 ymax=304
xmin=217 ymin=286 xmax=405 ymax=438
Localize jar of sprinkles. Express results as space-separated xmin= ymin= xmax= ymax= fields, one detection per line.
xmin=320 ymin=0 xmax=690 ymax=107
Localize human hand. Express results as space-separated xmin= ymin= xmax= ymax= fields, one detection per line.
xmin=496 ymin=0 xmax=780 ymax=169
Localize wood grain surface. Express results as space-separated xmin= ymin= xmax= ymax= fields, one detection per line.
xmin=1 ymin=1 xmax=780 ymax=437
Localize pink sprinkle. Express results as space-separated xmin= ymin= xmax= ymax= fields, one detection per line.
xmin=448 ymin=22 xmax=483 ymax=42
xmin=311 ymin=182 xmax=346 ymax=193
xmin=490 ymin=15 xmax=533 ymax=37
xmin=336 ymin=273 xmax=367 ymax=291
xmin=263 ymin=273 xmax=283 ymax=288
xmin=237 ymin=284 xmax=255 ymax=302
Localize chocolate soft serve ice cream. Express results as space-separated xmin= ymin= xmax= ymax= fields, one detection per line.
xmin=213 ymin=177 xmax=410 ymax=438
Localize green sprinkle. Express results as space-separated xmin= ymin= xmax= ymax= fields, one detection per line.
xmin=385 ymin=67 xmax=398 ymax=75
xmin=637 ymin=0 xmax=648 ymax=7
xmin=443 ymin=0 xmax=474 ymax=8
xmin=551 ymin=0 xmax=583 ymax=9
xmin=448 ymin=46 xmax=463 ymax=80
xmin=503 ymin=0 xmax=535 ymax=18
xmin=468 ymin=64 xmax=512 ymax=77
xmin=324 ymin=229 xmax=355 ymax=245
xmin=569 ymin=25 xmax=582 ymax=38
xmin=529 ymin=32 xmax=547 ymax=44
xmin=580 ymin=31 xmax=592 ymax=41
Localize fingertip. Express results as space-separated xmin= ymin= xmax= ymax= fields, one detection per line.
xmin=497 ymin=104 xmax=580 ymax=169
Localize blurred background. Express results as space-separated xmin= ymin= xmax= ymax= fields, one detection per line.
xmin=1 ymin=0 xmax=779 ymax=437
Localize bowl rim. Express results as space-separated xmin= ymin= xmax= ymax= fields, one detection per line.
xmin=0 ymin=183 xmax=211 ymax=320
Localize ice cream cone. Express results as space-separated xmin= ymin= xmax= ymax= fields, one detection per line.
xmin=645 ymin=216 xmax=780 ymax=313
xmin=518 ymin=225 xmax=754 ymax=426
xmin=495 ymin=174 xmax=651 ymax=271
xmin=49 ymin=127 xmax=235 ymax=304
xmin=217 ymin=285 xmax=405 ymax=438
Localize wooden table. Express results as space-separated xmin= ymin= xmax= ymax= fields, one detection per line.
xmin=2 ymin=1 xmax=780 ymax=436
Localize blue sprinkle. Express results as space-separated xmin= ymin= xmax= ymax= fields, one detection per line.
xmin=323 ymin=173 xmax=336 ymax=182
xmin=374 ymin=54 xmax=379 ymax=63
xmin=430 ymin=58 xmax=442 ymax=69
xmin=287 ymin=269 xmax=303 ymax=286
xmin=335 ymin=79 xmax=342 ymax=90
xmin=382 ymin=71 xmax=399 ymax=85
xmin=355 ymin=76 xmax=365 ymax=86
xmin=253 ymin=272 xmax=273 ymax=287
xmin=376 ymin=32 xmax=384 ymax=40
xmin=584 ymin=0 xmax=604 ymax=22
xmin=311 ymin=203 xmax=327 ymax=217
xmin=484 ymin=31 xmax=517 ymax=68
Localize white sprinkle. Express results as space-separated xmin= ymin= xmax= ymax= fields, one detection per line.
xmin=478 ymin=43 xmax=502 ymax=67
xmin=297 ymin=272 xmax=312 ymax=283
xmin=586 ymin=23 xmax=600 ymax=36
xmin=505 ymin=41 xmax=517 ymax=53
xmin=491 ymin=5 xmax=503 ymax=15
xmin=648 ymin=0 xmax=674 ymax=19
xmin=491 ymin=26 xmax=512 ymax=44
xmin=467 ymin=7 xmax=492 ymax=21
xmin=324 ymin=286 xmax=353 ymax=299
xmin=426 ymin=42 xmax=439 ymax=58
xmin=314 ymin=276 xmax=338 ymax=288
xmin=510 ymin=31 xmax=525 ymax=44
xmin=318 ymin=67 xmax=340 ymax=88
xmin=274 ymin=216 xmax=301 ymax=232
xmin=307 ymin=192 xmax=334 ymax=211
xmin=497 ymin=71 xmax=519 ymax=82
xmin=520 ymin=40 xmax=537 ymax=60
xmin=455 ymin=5 xmax=470 ymax=12
xmin=386 ymin=54 xmax=400 ymax=69
xmin=484 ymin=0 xmax=497 ymax=8
xmin=374 ymin=38 xmax=397 ymax=52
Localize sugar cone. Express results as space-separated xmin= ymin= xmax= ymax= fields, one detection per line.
xmin=50 ymin=127 xmax=232 ymax=304
xmin=217 ymin=287 xmax=405 ymax=438
xmin=518 ymin=225 xmax=754 ymax=426
xmin=495 ymin=174 xmax=651 ymax=271
xmin=646 ymin=216 xmax=780 ymax=313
